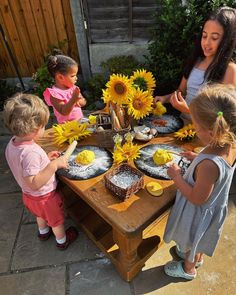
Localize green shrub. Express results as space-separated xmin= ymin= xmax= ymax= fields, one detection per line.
xmin=101 ymin=55 xmax=143 ymax=76
xmin=32 ymin=42 xmax=67 ymax=98
xmin=32 ymin=63 xmax=53 ymax=99
xmin=146 ymin=0 xmax=236 ymax=95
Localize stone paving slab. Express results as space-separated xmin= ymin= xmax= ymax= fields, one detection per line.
xmin=0 ymin=135 xmax=20 ymax=194
xmin=0 ymin=266 xmax=65 ymax=295
xmin=11 ymin=221 xmax=103 ymax=270
xmin=22 ymin=207 xmax=37 ymax=224
xmin=132 ymin=199 xmax=236 ymax=295
xmin=69 ymin=258 xmax=132 ymax=295
xmin=0 ymin=192 xmax=23 ymax=273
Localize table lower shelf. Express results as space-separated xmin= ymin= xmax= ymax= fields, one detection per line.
xmin=61 ymin=184 xmax=169 ymax=281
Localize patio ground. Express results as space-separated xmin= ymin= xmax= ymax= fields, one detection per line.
xmin=0 ymin=112 xmax=235 ymax=295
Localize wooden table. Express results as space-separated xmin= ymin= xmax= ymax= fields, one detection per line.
xmin=38 ymin=130 xmax=199 ymax=281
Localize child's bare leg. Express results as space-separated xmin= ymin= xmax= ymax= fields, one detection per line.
xmin=37 ymin=217 xmax=52 ymax=240
xmin=198 ymin=253 xmax=204 ymax=262
xmin=36 ymin=217 xmax=48 ymax=230
xmin=52 ymin=224 xmax=66 ymax=240
xmin=52 ymin=224 xmax=78 ymax=250
xmin=184 ymin=252 xmax=202 ymax=274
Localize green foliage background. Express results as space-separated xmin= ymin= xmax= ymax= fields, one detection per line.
xmin=146 ymin=0 xmax=236 ymax=95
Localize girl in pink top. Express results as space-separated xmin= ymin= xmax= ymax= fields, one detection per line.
xmin=4 ymin=94 xmax=78 ymax=250
xmin=43 ymin=54 xmax=86 ymax=123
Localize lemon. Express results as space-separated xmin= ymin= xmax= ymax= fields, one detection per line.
xmin=146 ymin=181 xmax=163 ymax=197
xmin=75 ymin=150 xmax=95 ymax=165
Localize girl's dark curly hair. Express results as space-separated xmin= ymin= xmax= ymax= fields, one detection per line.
xmin=47 ymin=49 xmax=78 ymax=78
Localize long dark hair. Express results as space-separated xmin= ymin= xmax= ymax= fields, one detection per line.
xmin=183 ymin=7 xmax=236 ymax=83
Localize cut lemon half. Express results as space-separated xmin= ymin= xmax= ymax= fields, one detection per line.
xmin=146 ymin=181 xmax=163 ymax=197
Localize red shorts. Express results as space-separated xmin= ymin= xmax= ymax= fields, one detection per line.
xmin=23 ymin=190 xmax=64 ymax=227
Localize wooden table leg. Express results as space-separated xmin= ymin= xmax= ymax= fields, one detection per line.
xmin=112 ymin=229 xmax=142 ymax=281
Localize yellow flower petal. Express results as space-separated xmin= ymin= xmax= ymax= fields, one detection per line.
xmin=53 ymin=121 xmax=92 ymax=146
xmin=127 ymin=88 xmax=153 ymax=120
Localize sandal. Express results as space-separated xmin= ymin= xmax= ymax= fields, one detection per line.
xmin=175 ymin=246 xmax=204 ymax=268
xmin=164 ymin=260 xmax=197 ymax=280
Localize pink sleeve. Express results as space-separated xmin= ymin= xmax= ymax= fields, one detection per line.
xmin=43 ymin=88 xmax=67 ymax=106
xmin=43 ymin=88 xmax=52 ymax=106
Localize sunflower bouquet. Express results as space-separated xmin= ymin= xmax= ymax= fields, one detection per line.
xmin=53 ymin=120 xmax=92 ymax=146
xmin=101 ymin=69 xmax=160 ymax=128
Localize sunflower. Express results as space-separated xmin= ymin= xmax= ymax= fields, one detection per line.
xmin=53 ymin=121 xmax=92 ymax=146
xmin=106 ymin=74 xmax=132 ymax=105
xmin=174 ymin=124 xmax=196 ymax=141
xmin=113 ymin=142 xmax=141 ymax=165
xmin=101 ymin=88 xmax=112 ymax=104
xmin=127 ymin=88 xmax=153 ymax=120
xmin=130 ymin=69 xmax=156 ymax=94
xmin=152 ymin=101 xmax=167 ymax=116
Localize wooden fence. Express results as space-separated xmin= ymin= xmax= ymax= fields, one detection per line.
xmin=0 ymin=0 xmax=79 ymax=78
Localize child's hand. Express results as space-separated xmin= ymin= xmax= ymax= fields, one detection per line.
xmin=167 ymin=163 xmax=182 ymax=180
xmin=48 ymin=151 xmax=61 ymax=161
xmin=78 ymin=96 xmax=86 ymax=107
xmin=170 ymin=91 xmax=189 ymax=113
xmin=53 ymin=155 xmax=69 ymax=170
xmin=180 ymin=151 xmax=197 ymax=161
xmin=72 ymin=86 xmax=81 ymax=100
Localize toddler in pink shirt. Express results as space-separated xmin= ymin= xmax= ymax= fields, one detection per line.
xmin=4 ymin=93 xmax=78 ymax=250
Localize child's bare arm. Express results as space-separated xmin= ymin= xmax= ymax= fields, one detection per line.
xmin=24 ymin=156 xmax=68 ymax=190
xmin=50 ymin=86 xmax=83 ymax=115
xmin=168 ymin=160 xmax=219 ymax=205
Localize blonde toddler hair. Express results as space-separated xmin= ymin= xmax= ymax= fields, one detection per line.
xmin=190 ymin=84 xmax=236 ymax=147
xmin=3 ymin=93 xmax=50 ymax=137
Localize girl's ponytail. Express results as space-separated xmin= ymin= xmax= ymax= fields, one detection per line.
xmin=47 ymin=55 xmax=58 ymax=76
xmin=211 ymin=113 xmax=235 ymax=147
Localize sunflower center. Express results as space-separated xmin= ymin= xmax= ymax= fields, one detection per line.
xmin=114 ymin=82 xmax=125 ymax=95
xmin=133 ymin=98 xmax=143 ymax=110
xmin=133 ymin=77 xmax=147 ymax=91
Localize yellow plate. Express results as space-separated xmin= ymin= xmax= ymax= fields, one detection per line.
xmin=146 ymin=181 xmax=163 ymax=197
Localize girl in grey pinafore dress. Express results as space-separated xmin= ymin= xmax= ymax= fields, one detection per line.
xmin=164 ymin=153 xmax=236 ymax=263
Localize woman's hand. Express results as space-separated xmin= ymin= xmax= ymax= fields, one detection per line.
xmin=170 ymin=91 xmax=190 ymax=113
xmin=48 ymin=151 xmax=61 ymax=161
xmin=167 ymin=163 xmax=182 ymax=180
xmin=154 ymin=95 xmax=167 ymax=104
